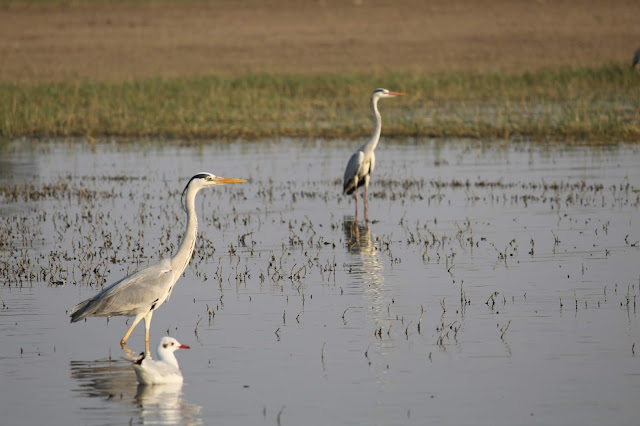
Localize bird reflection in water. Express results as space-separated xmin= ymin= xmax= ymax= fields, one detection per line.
xmin=344 ymin=217 xmax=392 ymax=331
xmin=134 ymin=383 xmax=201 ymax=425
xmin=343 ymin=217 xmax=384 ymax=291
xmin=70 ymin=359 xmax=202 ymax=425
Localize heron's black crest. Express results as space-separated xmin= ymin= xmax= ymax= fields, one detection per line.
xmin=192 ymin=173 xmax=211 ymax=180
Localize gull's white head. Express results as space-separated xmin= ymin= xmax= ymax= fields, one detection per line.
xmin=157 ymin=336 xmax=190 ymax=357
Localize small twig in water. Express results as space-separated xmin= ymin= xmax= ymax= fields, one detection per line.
xmin=500 ymin=320 xmax=512 ymax=340
xmin=277 ymin=406 xmax=285 ymax=426
xmin=194 ymin=317 xmax=203 ymax=338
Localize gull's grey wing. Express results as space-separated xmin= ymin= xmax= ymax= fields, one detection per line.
xmin=70 ymin=259 xmax=176 ymax=322
xmin=343 ymin=150 xmax=365 ymax=195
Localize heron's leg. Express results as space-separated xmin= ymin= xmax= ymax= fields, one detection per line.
xmin=354 ymin=193 xmax=359 ymax=221
xmin=354 ymin=176 xmax=359 ymax=222
xmin=143 ymin=310 xmax=154 ymax=357
xmin=363 ymin=176 xmax=370 ymax=222
xmin=121 ymin=312 xmax=145 ymax=347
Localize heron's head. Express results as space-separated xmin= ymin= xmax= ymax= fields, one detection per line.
xmin=372 ymin=88 xmax=407 ymax=100
xmin=185 ymin=172 xmax=246 ymax=189
xmin=158 ymin=336 xmax=190 ymax=354
xmin=181 ymin=172 xmax=246 ymax=209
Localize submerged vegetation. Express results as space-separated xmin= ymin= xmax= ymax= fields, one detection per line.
xmin=2 ymin=64 xmax=639 ymax=143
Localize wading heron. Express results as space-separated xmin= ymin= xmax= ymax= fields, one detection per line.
xmin=343 ymin=88 xmax=406 ymax=222
xmin=70 ymin=173 xmax=245 ymax=355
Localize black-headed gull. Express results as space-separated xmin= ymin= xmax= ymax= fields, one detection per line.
xmin=133 ymin=336 xmax=190 ymax=385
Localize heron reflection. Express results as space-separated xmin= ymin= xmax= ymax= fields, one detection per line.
xmin=70 ymin=358 xmax=201 ymax=425
xmin=70 ymin=358 xmax=138 ymax=398
xmin=343 ymin=217 xmax=384 ymax=304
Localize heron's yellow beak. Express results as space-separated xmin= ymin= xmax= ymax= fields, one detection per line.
xmin=214 ymin=177 xmax=246 ymax=184
xmin=389 ymin=92 xmax=407 ymax=97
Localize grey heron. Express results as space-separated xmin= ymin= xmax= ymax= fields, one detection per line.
xmin=133 ymin=336 xmax=189 ymax=385
xmin=70 ymin=172 xmax=245 ymax=354
xmin=343 ymin=88 xmax=406 ymax=222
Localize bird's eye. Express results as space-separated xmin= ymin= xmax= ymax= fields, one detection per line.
xmin=163 ymin=343 xmax=168 ymax=348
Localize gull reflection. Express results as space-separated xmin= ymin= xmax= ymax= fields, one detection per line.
xmin=135 ymin=383 xmax=202 ymax=425
xmin=70 ymin=358 xmax=201 ymax=425
xmin=343 ymin=217 xmax=384 ymax=309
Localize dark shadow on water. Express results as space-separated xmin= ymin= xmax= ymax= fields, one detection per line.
xmin=70 ymin=359 xmax=202 ymax=425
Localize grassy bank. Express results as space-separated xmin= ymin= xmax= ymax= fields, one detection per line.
xmin=2 ymin=65 xmax=639 ymax=143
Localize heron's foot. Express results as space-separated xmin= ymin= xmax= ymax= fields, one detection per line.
xmin=120 ymin=342 xmax=137 ymax=359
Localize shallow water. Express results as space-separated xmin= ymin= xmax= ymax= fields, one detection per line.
xmin=1 ymin=138 xmax=639 ymax=426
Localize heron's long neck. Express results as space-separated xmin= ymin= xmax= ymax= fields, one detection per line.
xmin=172 ymin=187 xmax=199 ymax=275
xmin=361 ymin=96 xmax=382 ymax=153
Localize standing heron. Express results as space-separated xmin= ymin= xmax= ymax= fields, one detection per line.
xmin=70 ymin=173 xmax=245 ymax=355
xmin=343 ymin=88 xmax=406 ymax=222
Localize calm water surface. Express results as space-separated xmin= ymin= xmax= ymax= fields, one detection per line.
xmin=0 ymin=138 xmax=639 ymax=425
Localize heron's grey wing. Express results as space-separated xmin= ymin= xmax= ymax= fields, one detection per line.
xmin=70 ymin=259 xmax=176 ymax=321
xmin=343 ymin=150 xmax=365 ymax=194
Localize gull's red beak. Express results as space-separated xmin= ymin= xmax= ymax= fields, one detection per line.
xmin=179 ymin=344 xmax=190 ymax=349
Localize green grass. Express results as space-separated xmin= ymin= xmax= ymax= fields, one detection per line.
xmin=2 ymin=64 xmax=639 ymax=143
